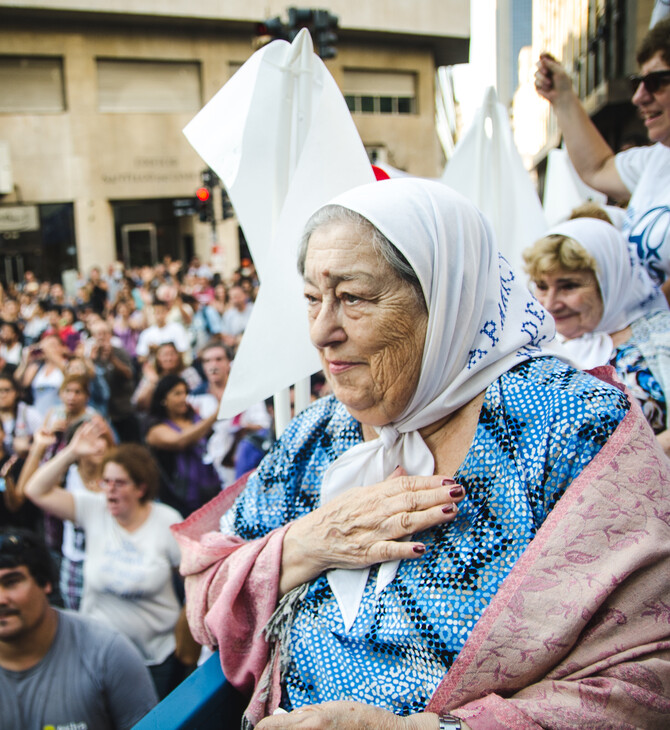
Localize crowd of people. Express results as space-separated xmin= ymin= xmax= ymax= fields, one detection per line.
xmin=1 ymin=17 xmax=670 ymax=730
xmin=0 ymin=255 xmax=278 ymax=715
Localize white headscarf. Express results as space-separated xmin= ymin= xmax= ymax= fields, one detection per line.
xmin=313 ymin=179 xmax=556 ymax=630
xmin=544 ymin=218 xmax=667 ymax=369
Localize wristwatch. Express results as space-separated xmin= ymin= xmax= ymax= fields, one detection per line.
xmin=438 ymin=714 xmax=462 ymax=730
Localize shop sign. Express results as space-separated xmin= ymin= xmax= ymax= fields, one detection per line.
xmin=0 ymin=206 xmax=39 ymax=233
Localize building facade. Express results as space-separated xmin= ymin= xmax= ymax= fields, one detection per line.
xmin=0 ymin=1 xmax=469 ymax=285
xmin=512 ymin=0 xmax=655 ymax=191
xmin=497 ymin=0 xmax=533 ymax=109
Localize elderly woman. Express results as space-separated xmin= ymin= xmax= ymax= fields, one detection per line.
xmin=523 ymin=217 xmax=670 ymax=453
xmin=175 ymin=179 xmax=670 ymax=729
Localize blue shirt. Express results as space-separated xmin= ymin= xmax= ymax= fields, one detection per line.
xmin=226 ymin=357 xmax=629 ymax=714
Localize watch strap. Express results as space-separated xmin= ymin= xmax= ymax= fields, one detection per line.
xmin=438 ymin=714 xmax=462 ymax=730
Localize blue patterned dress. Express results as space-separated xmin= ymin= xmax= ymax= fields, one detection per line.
xmin=223 ymin=357 xmax=629 ymax=715
xmin=609 ymin=310 xmax=670 ymax=434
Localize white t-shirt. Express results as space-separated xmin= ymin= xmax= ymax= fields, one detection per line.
xmin=135 ymin=321 xmax=191 ymax=358
xmin=0 ymin=341 xmax=22 ymax=365
xmin=1 ymin=401 xmax=42 ymax=452
xmin=74 ymin=491 xmax=182 ymax=665
xmin=62 ymin=465 xmax=89 ymax=562
xmin=615 ymin=142 xmax=670 ymax=285
xmin=220 ymin=304 xmax=253 ymax=337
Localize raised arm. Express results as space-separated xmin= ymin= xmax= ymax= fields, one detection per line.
xmin=145 ymin=410 xmax=218 ymax=451
xmin=14 ymin=351 xmax=40 ymax=390
xmin=1 ymin=454 xmax=24 ymax=513
xmin=23 ymin=429 xmax=76 ymax=521
xmin=535 ymin=53 xmax=629 ymax=200
xmin=24 ymin=419 xmax=108 ymax=522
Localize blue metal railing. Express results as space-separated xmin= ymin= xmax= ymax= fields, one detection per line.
xmin=133 ymin=652 xmax=246 ymax=730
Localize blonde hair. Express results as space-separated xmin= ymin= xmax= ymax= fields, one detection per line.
xmin=523 ymin=235 xmax=597 ymax=282
xmin=568 ymin=202 xmax=613 ymax=225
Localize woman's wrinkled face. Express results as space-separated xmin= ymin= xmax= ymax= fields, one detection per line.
xmin=303 ymin=220 xmax=427 ymax=427
xmin=532 ymin=268 xmax=604 ymax=340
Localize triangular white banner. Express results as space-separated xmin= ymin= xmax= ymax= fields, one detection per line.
xmin=183 ymin=30 xmax=374 ymax=418
xmin=441 ymin=86 xmax=547 ymax=275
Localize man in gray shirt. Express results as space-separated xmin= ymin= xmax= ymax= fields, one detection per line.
xmin=0 ymin=527 xmax=158 ymax=729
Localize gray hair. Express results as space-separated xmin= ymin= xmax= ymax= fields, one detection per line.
xmin=297 ymin=205 xmax=425 ymax=307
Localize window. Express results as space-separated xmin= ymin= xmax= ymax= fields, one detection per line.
xmin=343 ymin=70 xmax=417 ymax=115
xmin=97 ymin=59 xmax=201 ymax=113
xmin=0 ymin=56 xmax=65 ymax=113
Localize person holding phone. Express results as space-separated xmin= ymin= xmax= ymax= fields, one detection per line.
xmin=14 ymin=334 xmax=68 ymax=418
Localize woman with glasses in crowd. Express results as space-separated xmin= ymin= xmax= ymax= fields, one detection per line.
xmin=23 ymin=419 xmax=187 ymax=699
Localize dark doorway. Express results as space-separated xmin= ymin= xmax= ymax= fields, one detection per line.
xmin=112 ymin=199 xmax=192 ymax=268
xmin=0 ymin=203 xmax=76 ymax=286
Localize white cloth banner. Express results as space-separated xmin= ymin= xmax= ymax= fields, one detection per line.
xmin=542 ymin=147 xmax=607 ymax=226
xmin=183 ymin=30 xmax=374 ymax=418
xmin=440 ymin=86 xmax=547 ymax=276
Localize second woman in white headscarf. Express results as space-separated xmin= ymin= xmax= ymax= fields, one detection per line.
xmin=524 ymin=216 xmax=670 ymax=451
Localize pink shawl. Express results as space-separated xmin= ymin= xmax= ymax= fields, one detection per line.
xmin=173 ymin=367 xmax=670 ymax=728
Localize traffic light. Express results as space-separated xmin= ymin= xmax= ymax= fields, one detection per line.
xmin=255 ymin=16 xmax=287 ymax=46
xmin=201 ymin=168 xmax=219 ymax=188
xmin=256 ymin=8 xmax=339 ymax=59
xmin=221 ymin=188 xmax=234 ymax=220
xmin=196 ymin=185 xmax=213 ymax=223
xmin=313 ymin=9 xmax=338 ymax=60
xmin=287 ymin=7 xmax=314 ymax=41
xmin=196 ymin=168 xmax=218 ymax=222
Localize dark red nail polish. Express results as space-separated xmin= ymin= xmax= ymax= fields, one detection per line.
xmin=413 ymin=544 xmax=426 ymax=554
xmin=442 ymin=504 xmax=456 ymax=514
xmin=449 ymin=486 xmax=464 ymax=498
xmin=441 ymin=478 xmax=457 ymax=486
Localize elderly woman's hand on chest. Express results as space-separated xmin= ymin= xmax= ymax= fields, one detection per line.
xmin=278 ymin=466 xmax=465 ymax=596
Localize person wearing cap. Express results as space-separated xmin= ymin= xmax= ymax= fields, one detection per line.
xmin=0 ymin=526 xmax=157 ymax=729
xmin=535 ymin=19 xmax=670 ymax=300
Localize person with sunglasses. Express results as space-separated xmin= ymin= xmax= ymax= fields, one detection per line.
xmin=535 ymin=18 xmax=670 ymax=303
